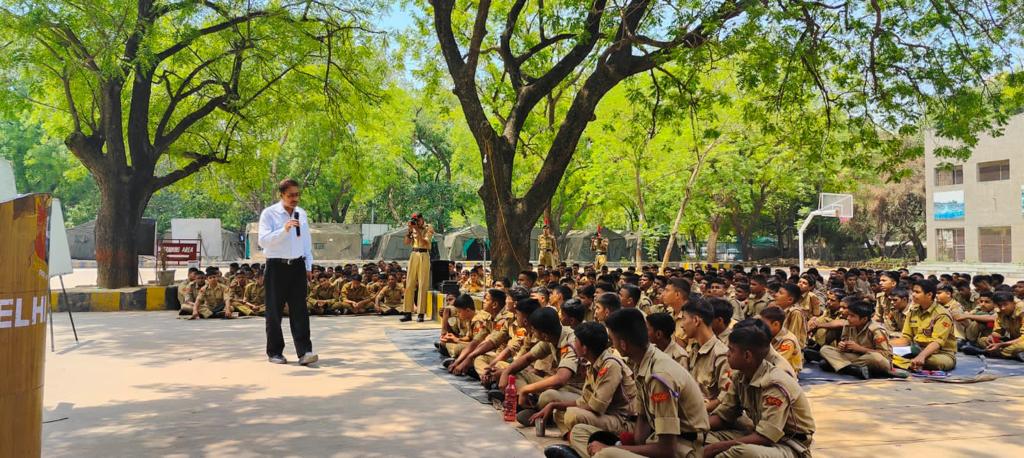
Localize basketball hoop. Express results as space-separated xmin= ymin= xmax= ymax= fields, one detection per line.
xmin=799 ymin=193 xmax=855 ymax=272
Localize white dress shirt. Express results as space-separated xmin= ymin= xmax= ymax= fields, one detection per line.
xmin=258 ymin=202 xmax=313 ymax=271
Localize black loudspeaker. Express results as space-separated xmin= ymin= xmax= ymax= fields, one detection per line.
xmin=440 ymin=281 xmax=461 ymax=297
xmin=430 ymin=259 xmax=450 ymax=289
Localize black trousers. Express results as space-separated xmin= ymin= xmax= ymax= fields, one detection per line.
xmin=264 ymin=259 xmax=312 ymax=358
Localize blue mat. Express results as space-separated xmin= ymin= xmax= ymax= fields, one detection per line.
xmin=387 ymin=328 xmax=493 ymax=404
xmin=798 ymin=353 xmax=1024 ymax=385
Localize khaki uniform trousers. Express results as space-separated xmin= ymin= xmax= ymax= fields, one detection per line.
xmin=707 ymin=430 xmax=810 ymax=458
xmin=819 ymin=346 xmax=891 ymax=375
xmin=571 ymin=424 xmax=701 ymax=458
xmin=594 ymin=254 xmax=608 ymax=271
xmin=404 ymin=251 xmax=431 ymax=313
xmin=979 ymin=336 xmax=1024 ymax=358
xmin=539 ymin=250 xmax=556 ymax=268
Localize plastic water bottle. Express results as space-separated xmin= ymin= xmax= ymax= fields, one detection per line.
xmin=503 ymin=375 xmax=518 ymax=422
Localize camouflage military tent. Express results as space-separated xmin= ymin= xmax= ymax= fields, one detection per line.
xmin=444 ymin=225 xmax=492 ymax=261
xmin=561 ymin=228 xmax=627 ymax=263
xmin=369 ymin=226 xmax=445 ymax=260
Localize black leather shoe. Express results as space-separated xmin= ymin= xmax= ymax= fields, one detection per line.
xmin=417 ymin=313 xmax=425 ymax=322
xmin=516 ymin=408 xmax=537 ymax=427
xmin=841 ymin=364 xmax=870 ymax=380
xmin=961 ymin=343 xmax=986 ymax=356
xmin=399 ymin=313 xmax=413 ymax=322
xmin=803 ymin=347 xmax=822 ymax=363
xmin=486 ymin=389 xmax=504 ymax=403
xmin=544 ymin=444 xmax=582 ymax=458
xmin=442 ymin=357 xmax=455 ymax=368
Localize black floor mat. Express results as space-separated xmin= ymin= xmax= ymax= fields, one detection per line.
xmin=386 ymin=328 xmax=493 ymax=404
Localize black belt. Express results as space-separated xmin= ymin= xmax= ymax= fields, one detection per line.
xmin=267 ymin=257 xmax=305 ymax=266
xmin=680 ymin=432 xmax=698 ymax=441
xmin=412 ymin=248 xmax=430 ymax=253
xmin=541 ymin=248 xmax=552 ymax=252
xmin=790 ymin=433 xmax=809 ymax=442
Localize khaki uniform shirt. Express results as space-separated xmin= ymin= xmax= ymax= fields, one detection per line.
xmin=576 ymin=348 xmax=638 ymax=419
xmin=874 ymin=291 xmax=893 ymax=323
xmin=243 ymin=282 xmax=265 ymax=305
xmin=469 ymin=310 xmax=495 ymax=344
xmin=196 ymin=283 xmax=230 ymax=308
xmin=378 ymin=285 xmax=404 ymax=306
xmin=671 ymin=309 xmax=688 ymax=347
xmin=309 ymin=283 xmax=337 ymax=303
xmin=228 ymin=279 xmax=247 ymax=304
xmin=746 ymin=292 xmax=772 ymax=319
xmin=527 ymin=327 xmax=584 ymax=390
xmin=686 ymin=336 xmax=730 ymax=402
xmin=842 ymin=322 xmax=892 ymax=360
xmin=662 ymin=341 xmax=690 ymax=369
xmin=772 ymin=328 xmax=803 ymax=373
xmin=184 ymin=280 xmax=204 ymax=304
xmin=631 ymin=345 xmax=709 ymax=442
xmin=994 ymin=304 xmax=1024 ymax=340
xmin=901 ymin=302 xmax=957 ymax=358
xmin=712 ymin=359 xmax=815 ymax=445
xmin=485 ymin=310 xmax=519 ymax=352
xmin=538 ymin=234 xmax=554 ymax=251
xmin=341 ymin=282 xmax=371 ymax=302
xmin=410 ymin=224 xmax=434 ymax=250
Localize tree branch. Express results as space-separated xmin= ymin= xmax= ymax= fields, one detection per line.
xmin=152 ymin=151 xmax=228 ymax=191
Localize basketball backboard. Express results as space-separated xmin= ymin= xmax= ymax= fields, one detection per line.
xmin=818 ymin=193 xmax=853 ymax=219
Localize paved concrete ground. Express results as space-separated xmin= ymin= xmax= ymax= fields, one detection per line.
xmin=41 ymin=313 xmax=540 ymax=457
xmin=41 ymin=312 xmax=1024 ymax=457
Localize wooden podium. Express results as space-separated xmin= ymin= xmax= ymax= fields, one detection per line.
xmin=0 ymin=194 xmax=51 ymax=457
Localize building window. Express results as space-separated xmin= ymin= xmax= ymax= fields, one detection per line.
xmin=935 ymin=228 xmax=965 ymax=263
xmin=934 ymin=164 xmax=963 ymax=186
xmin=979 ymin=227 xmax=1012 ymax=263
xmin=978 ymin=160 xmax=1010 ymax=182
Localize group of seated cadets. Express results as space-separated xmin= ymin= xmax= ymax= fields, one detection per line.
xmin=430 ymin=262 xmax=816 ymax=458
xmin=305 ymin=263 xmax=408 ymax=316
xmin=178 ymin=264 xmax=265 ymax=319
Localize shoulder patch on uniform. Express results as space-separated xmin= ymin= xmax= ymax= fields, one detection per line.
xmin=560 ymin=346 xmax=570 ymax=356
xmin=516 ymin=329 xmax=526 ymax=337
xmin=778 ymin=342 xmax=793 ymax=352
xmin=941 ymin=320 xmax=951 ymax=328
xmin=597 ymin=366 xmax=608 ymax=378
xmin=651 ymin=392 xmax=670 ymax=403
xmin=874 ymin=334 xmax=887 ymax=344
xmin=763 ymin=395 xmax=784 ymax=407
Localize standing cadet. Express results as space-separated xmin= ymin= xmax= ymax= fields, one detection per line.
xmin=539 ymin=224 xmax=559 ymax=269
xmin=532 ymin=322 xmax=638 ymax=442
xmin=705 ymin=319 xmax=815 ymax=458
xmin=819 ymin=301 xmax=894 ymax=379
xmin=591 ymin=230 xmax=609 ymax=272
xmin=563 ymin=308 xmax=709 ymax=458
xmin=402 ymin=212 xmax=433 ymax=323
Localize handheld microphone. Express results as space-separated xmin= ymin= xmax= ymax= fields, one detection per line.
xmin=293 ymin=211 xmax=301 ymax=237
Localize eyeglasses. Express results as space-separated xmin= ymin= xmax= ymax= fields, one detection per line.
xmin=285 ymin=192 xmax=301 ymax=198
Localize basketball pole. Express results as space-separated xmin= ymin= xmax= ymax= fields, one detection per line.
xmin=798 ymin=208 xmax=837 ymax=272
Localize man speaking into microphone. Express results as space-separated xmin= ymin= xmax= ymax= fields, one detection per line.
xmin=257 ymin=178 xmax=317 ymax=365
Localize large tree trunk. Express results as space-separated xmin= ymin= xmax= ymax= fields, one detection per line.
xmin=706 ymin=216 xmax=721 ymax=262
xmin=483 ymin=197 xmax=532 ymax=283
xmin=94 ymin=179 xmax=150 ymax=288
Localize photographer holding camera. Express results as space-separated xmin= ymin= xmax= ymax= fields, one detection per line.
xmin=401 ymin=212 xmax=434 ymax=322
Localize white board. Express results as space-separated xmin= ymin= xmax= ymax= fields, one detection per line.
xmin=48 ymin=198 xmax=73 ymax=277
xmin=171 ymin=218 xmax=223 ymax=258
xmin=0 ymin=158 xmax=16 ymax=201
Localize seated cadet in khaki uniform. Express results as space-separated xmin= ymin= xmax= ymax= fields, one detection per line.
xmin=340 ymin=273 xmax=374 ymax=314
xmin=647 ymin=312 xmax=690 ymax=368
xmin=937 ymin=284 xmax=968 ymax=341
xmin=240 ymin=273 xmax=266 ymax=316
xmin=710 ymin=299 xmax=736 ymax=344
xmin=190 ymin=273 xmax=233 ymax=320
xmin=959 ymin=292 xmax=998 ymax=353
xmin=177 ymin=269 xmax=199 ymax=308
xmin=979 ymin=292 xmax=1024 ymax=361
xmin=448 ymin=289 xmax=504 ymax=374
xmin=881 ymin=287 xmax=911 ymax=338
xmin=819 ymin=301 xmax=894 ymax=379
xmin=706 ymin=319 xmax=815 ymax=458
xmin=365 ymin=273 xmax=384 ymax=298
xmin=893 ymin=280 xmax=957 ymax=372
xmin=745 ymin=275 xmax=773 ymax=319
xmin=532 ymin=322 xmax=638 ymax=440
xmin=375 ymin=273 xmax=405 ymax=316
xmin=775 ymin=284 xmax=808 ymax=347
xmin=179 ymin=272 xmax=206 ymax=317
xmin=797 ymin=275 xmax=824 ymax=318
xmin=473 ymin=288 xmax=534 ymax=385
xmin=501 ymin=307 xmax=585 ymax=422
xmin=761 ymin=307 xmax=803 ymax=374
xmin=439 ymin=294 xmax=480 ymax=359
xmin=227 ymin=270 xmax=254 ymax=316
xmin=679 ymin=301 xmax=731 ymax=413
xmin=307 ymin=273 xmax=338 ymax=315
xmin=461 ymin=268 xmax=486 ymax=294
xmin=594 ymin=292 xmax=623 ymax=323
xmin=732 ymin=283 xmax=752 ymax=321
xmin=808 ymin=289 xmax=847 ymax=348
xmin=564 ymin=308 xmax=708 ymax=458
xmin=873 ymin=271 xmax=899 ymax=323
